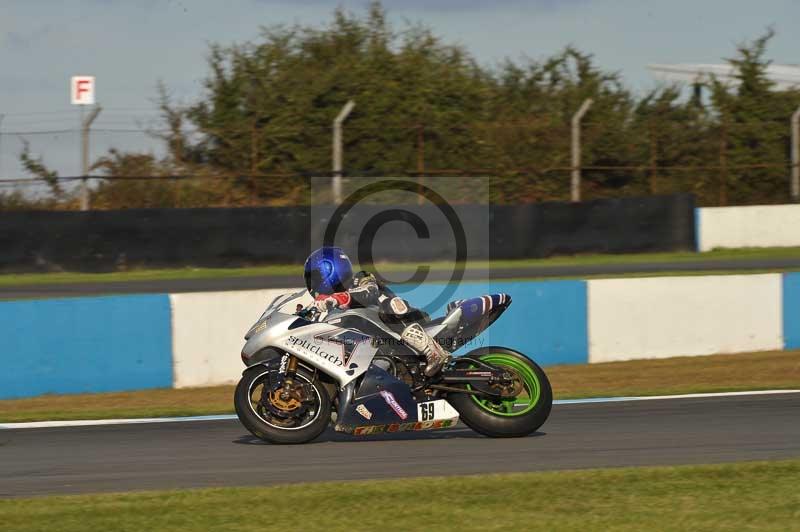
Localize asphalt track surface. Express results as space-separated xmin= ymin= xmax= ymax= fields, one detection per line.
xmin=1 ymin=393 xmax=798 ymax=498
xmin=4 ymin=257 xmax=800 ymax=299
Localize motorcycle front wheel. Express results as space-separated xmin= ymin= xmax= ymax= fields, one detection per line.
xmin=234 ymin=365 xmax=331 ymax=444
xmin=447 ymin=346 xmax=552 ymax=438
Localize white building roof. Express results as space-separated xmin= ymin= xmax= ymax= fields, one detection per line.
xmin=648 ymin=63 xmax=800 ymax=91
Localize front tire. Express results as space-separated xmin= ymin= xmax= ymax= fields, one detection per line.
xmin=448 ymin=347 xmax=552 ymax=438
xmin=234 ymin=365 xmax=331 ymax=444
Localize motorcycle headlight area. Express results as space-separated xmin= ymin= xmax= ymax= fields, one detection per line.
xmin=245 ymin=319 xmax=269 ymax=339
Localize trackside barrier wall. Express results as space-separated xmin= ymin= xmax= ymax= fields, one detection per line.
xmin=696 ymin=204 xmax=800 ymax=251
xmin=169 ymin=289 xmax=311 ymax=388
xmin=0 ymin=194 xmax=695 ymax=272
xmin=783 ymin=272 xmax=800 ymax=350
xmin=397 ymin=280 xmax=589 ymax=366
xmin=0 ymin=295 xmax=172 ymax=400
xmin=587 ymin=274 xmax=783 ymax=363
xmin=3 ymin=273 xmax=800 ymax=399
xmin=168 ymin=280 xmax=589 ymax=388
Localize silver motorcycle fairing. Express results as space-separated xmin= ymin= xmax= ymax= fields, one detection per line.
xmin=245 ymin=290 xmax=309 ymax=340
xmin=242 ymin=309 xmax=378 ymax=386
xmin=325 ymin=307 xmax=402 ymax=340
xmin=327 ymin=306 xmax=462 ymax=343
xmin=242 ymin=292 xmax=466 ymax=387
xmin=243 ymin=296 xmax=466 ymax=372
xmin=239 ymin=293 xmax=470 ymax=435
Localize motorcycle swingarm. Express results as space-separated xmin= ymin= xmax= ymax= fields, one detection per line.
xmin=437 ymin=360 xmax=514 ymax=400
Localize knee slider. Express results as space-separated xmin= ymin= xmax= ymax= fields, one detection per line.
xmin=389 ymin=297 xmax=409 ymax=315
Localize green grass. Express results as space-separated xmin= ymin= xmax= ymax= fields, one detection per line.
xmin=2 ymin=350 xmax=798 ymax=423
xmin=485 ymin=246 xmax=800 ymax=266
xmin=482 ymin=269 xmax=796 ymax=284
xmin=2 ymin=459 xmax=798 ymax=531
xmin=2 ymin=246 xmax=800 ymax=287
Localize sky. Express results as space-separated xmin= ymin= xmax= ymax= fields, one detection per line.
xmin=0 ymin=0 xmax=798 ymax=180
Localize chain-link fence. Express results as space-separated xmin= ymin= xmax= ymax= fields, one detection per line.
xmin=1 ymin=114 xmax=797 ymax=210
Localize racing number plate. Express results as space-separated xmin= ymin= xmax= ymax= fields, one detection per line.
xmin=417 ymin=400 xmax=459 ymax=422
xmin=418 ymin=401 xmax=435 ymax=421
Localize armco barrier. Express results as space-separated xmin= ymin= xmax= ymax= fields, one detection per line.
xmin=3 ymin=272 xmax=799 ymax=400
xmin=696 ymin=204 xmax=800 ymax=251
xmin=0 ymin=294 xmax=172 ymax=400
xmin=587 ymin=274 xmax=783 ymax=363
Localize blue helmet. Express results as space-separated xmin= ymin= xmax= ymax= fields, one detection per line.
xmin=304 ymin=246 xmax=353 ymax=296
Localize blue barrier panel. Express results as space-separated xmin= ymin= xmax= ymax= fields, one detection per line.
xmin=783 ymin=272 xmax=800 ymax=349
xmin=395 ymin=279 xmax=588 ymax=366
xmin=0 ymin=294 xmax=173 ymax=399
xmin=694 ymin=207 xmax=701 ymax=251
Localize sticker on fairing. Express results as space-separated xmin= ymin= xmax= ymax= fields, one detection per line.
xmin=355 ymin=404 xmax=372 ymax=420
xmin=379 ymin=390 xmax=408 ymax=420
xmin=353 ymin=418 xmax=457 ymax=436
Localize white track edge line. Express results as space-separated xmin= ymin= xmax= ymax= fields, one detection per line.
xmin=1 ymin=389 xmax=798 ymax=430
xmin=0 ymin=414 xmax=238 ymax=430
xmin=552 ymin=389 xmax=800 ymax=405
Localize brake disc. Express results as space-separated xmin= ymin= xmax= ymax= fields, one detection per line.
xmin=494 ymin=369 xmax=524 ymax=398
xmin=262 ymin=383 xmax=309 ymax=420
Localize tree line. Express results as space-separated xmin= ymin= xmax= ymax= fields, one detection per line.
xmin=6 ymin=2 xmax=800 ymax=210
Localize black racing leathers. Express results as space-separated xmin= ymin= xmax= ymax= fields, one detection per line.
xmin=343 ymin=271 xmax=429 ymax=332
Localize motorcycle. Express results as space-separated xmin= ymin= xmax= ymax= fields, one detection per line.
xmin=235 ymin=290 xmax=552 ymax=444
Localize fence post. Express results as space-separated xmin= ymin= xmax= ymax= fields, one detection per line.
xmin=416 ymin=123 xmax=425 ymax=205
xmin=0 ymin=114 xmax=4 ymax=178
xmin=791 ymin=106 xmax=800 ymax=203
xmin=571 ymin=98 xmax=593 ymax=202
xmin=250 ymin=118 xmax=258 ymax=178
xmin=649 ymin=119 xmax=658 ymax=194
xmin=80 ymin=105 xmax=101 ymax=211
xmin=250 ymin=118 xmax=259 ymax=205
xmin=718 ymin=117 xmax=728 ymax=207
xmin=332 ymin=100 xmax=355 ymax=204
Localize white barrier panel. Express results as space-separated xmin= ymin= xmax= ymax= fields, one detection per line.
xmin=170 ymin=288 xmax=307 ymax=388
xmin=697 ymin=204 xmax=800 ymax=251
xmin=588 ymin=274 xmax=782 ymax=363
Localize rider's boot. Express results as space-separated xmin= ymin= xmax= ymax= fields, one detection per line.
xmin=401 ymin=322 xmax=451 ymax=377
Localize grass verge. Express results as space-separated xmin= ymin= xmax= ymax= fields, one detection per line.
xmin=2 ymin=350 xmax=798 ymax=423
xmin=2 ymin=246 xmax=800 ymax=287
xmin=1 ymin=459 xmax=799 ymax=532
xmin=549 ymin=349 xmax=800 ymax=399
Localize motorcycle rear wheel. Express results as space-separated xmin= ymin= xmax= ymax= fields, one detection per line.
xmin=234 ymin=365 xmax=331 ymax=444
xmin=448 ymin=347 xmax=552 ymax=438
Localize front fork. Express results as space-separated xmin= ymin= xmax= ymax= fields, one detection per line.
xmin=278 ymin=354 xmax=299 ymax=401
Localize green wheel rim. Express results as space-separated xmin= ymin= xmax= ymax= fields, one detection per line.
xmin=468 ymin=354 xmax=541 ymax=417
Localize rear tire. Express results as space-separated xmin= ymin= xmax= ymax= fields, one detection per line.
xmin=448 ymin=347 xmax=552 ymax=438
xmin=234 ymin=365 xmax=331 ymax=444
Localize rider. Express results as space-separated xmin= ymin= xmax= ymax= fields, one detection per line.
xmin=303 ymin=246 xmax=450 ymax=377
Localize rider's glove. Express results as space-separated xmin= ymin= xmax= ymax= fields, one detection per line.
xmin=314 ymin=296 xmax=340 ymax=312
